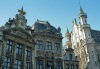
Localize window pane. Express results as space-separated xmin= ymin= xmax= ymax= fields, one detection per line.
xmin=4 ymin=57 xmax=11 ymax=69
xmin=16 ymin=60 xmax=22 ymax=69
xmin=16 ymin=44 xmax=23 ymax=56
xmin=46 ymin=42 xmax=52 ymax=50
xmin=55 ymin=43 xmax=61 ymax=52
xmin=57 ymin=62 xmax=62 ymax=69
xmin=37 ymin=40 xmax=43 ymax=49
xmin=26 ymin=47 xmax=31 ymax=69
xmin=36 ymin=60 xmax=43 ymax=69
xmin=6 ymin=40 xmax=13 ymax=53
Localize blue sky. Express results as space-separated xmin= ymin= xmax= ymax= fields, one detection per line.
xmin=0 ymin=0 xmax=100 ymax=45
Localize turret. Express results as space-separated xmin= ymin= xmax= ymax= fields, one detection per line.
xmin=79 ymin=6 xmax=87 ymax=25
xmin=73 ymin=18 xmax=77 ymax=25
xmin=79 ymin=7 xmax=92 ymax=40
xmin=65 ymin=28 xmax=72 ymax=48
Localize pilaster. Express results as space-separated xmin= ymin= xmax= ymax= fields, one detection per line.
xmin=11 ymin=42 xmax=17 ymax=69
xmin=22 ymin=45 xmax=26 ymax=69
xmin=1 ymin=40 xmax=6 ymax=69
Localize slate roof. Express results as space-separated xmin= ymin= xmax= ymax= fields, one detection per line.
xmin=33 ymin=20 xmax=59 ymax=33
xmin=91 ymin=30 xmax=100 ymax=42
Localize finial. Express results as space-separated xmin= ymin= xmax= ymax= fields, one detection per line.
xmin=18 ymin=6 xmax=26 ymax=15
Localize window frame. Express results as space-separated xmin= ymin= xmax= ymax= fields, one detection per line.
xmin=55 ymin=43 xmax=61 ymax=52
xmin=56 ymin=61 xmax=62 ymax=69
xmin=46 ymin=41 xmax=52 ymax=50
xmin=37 ymin=40 xmax=43 ymax=49
xmin=4 ymin=57 xmax=11 ymax=69
xmin=15 ymin=60 xmax=22 ymax=69
xmin=6 ymin=40 xmax=13 ymax=53
xmin=26 ymin=47 xmax=31 ymax=69
xmin=16 ymin=43 xmax=23 ymax=57
xmin=36 ymin=60 xmax=43 ymax=69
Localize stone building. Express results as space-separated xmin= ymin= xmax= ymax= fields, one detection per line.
xmin=0 ymin=7 xmax=35 ymax=69
xmin=70 ymin=7 xmax=100 ymax=69
xmin=63 ymin=28 xmax=79 ymax=69
xmin=31 ymin=20 xmax=63 ymax=69
xmin=1 ymin=6 xmax=100 ymax=69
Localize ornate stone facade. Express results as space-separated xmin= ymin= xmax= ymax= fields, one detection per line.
xmin=0 ymin=7 xmax=35 ymax=69
xmin=2 ymin=6 xmax=100 ymax=69
xmin=71 ymin=7 xmax=100 ymax=69
xmin=63 ymin=28 xmax=79 ymax=69
xmin=32 ymin=20 xmax=63 ymax=69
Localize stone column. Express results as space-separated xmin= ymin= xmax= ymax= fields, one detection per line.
xmin=1 ymin=40 xmax=7 ymax=69
xmin=63 ymin=61 xmax=65 ymax=69
xmin=43 ymin=37 xmax=46 ymax=69
xmin=12 ymin=42 xmax=17 ymax=69
xmin=0 ymin=41 xmax=3 ymax=69
xmin=31 ymin=48 xmax=34 ymax=69
xmin=23 ymin=45 xmax=26 ymax=69
xmin=0 ymin=41 xmax=2 ymax=57
xmin=52 ymin=41 xmax=55 ymax=69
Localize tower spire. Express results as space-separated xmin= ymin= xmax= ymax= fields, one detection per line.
xmin=79 ymin=6 xmax=87 ymax=25
xmin=80 ymin=6 xmax=86 ymax=15
xmin=79 ymin=6 xmax=87 ymax=17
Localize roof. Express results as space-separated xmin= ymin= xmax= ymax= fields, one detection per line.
xmin=91 ymin=30 xmax=100 ymax=42
xmin=32 ymin=20 xmax=59 ymax=33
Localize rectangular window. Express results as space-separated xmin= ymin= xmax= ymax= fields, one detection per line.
xmin=70 ymin=65 xmax=74 ymax=69
xmin=15 ymin=60 xmax=22 ymax=69
xmin=55 ymin=43 xmax=61 ymax=52
xmin=26 ymin=47 xmax=31 ymax=69
xmin=16 ymin=44 xmax=23 ymax=57
xmin=26 ymin=47 xmax=31 ymax=60
xmin=46 ymin=42 xmax=52 ymax=50
xmin=4 ymin=57 xmax=11 ymax=69
xmin=26 ymin=62 xmax=30 ymax=69
xmin=47 ymin=61 xmax=53 ymax=69
xmin=56 ymin=62 xmax=62 ymax=69
xmin=37 ymin=40 xmax=43 ymax=49
xmin=6 ymin=40 xmax=13 ymax=53
xmin=36 ymin=60 xmax=43 ymax=69
xmin=15 ymin=43 xmax=23 ymax=69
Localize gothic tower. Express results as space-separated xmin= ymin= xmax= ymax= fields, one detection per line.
xmin=71 ymin=7 xmax=100 ymax=69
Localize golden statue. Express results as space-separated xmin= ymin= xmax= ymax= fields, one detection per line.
xmin=18 ymin=7 xmax=26 ymax=15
